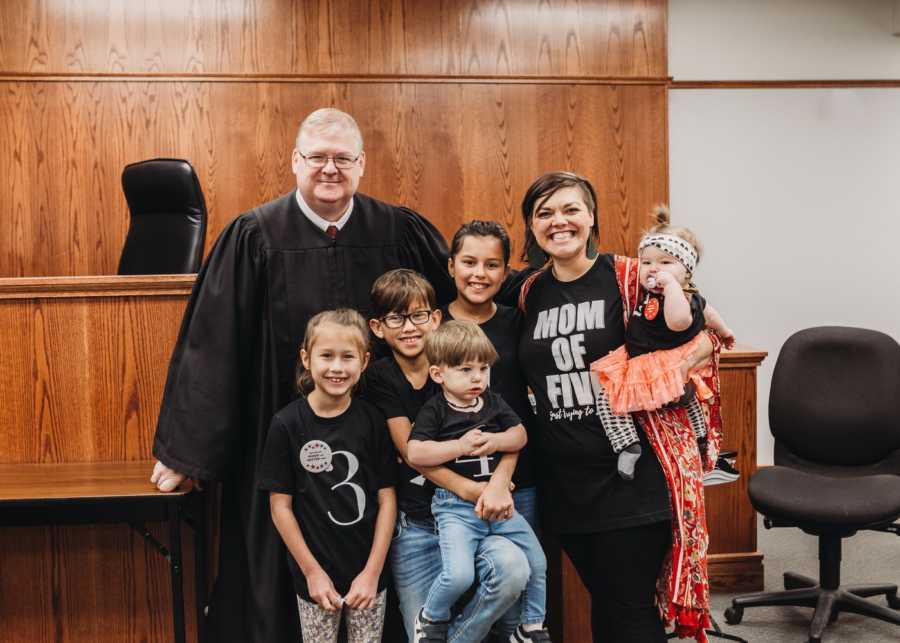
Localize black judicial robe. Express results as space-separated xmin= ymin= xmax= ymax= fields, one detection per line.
xmin=152 ymin=191 xmax=454 ymax=643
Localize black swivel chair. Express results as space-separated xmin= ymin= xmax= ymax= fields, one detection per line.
xmin=725 ymin=326 xmax=900 ymax=643
xmin=118 ymin=158 xmax=207 ymax=275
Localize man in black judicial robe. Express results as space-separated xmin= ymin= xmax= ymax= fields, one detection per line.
xmin=150 ymin=108 xmax=454 ymax=643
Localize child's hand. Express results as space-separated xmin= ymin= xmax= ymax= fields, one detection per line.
xmin=470 ymin=432 xmax=503 ymax=457
xmin=457 ymin=428 xmax=486 ymax=456
xmin=307 ymin=568 xmax=342 ymax=612
xmin=653 ymin=270 xmax=677 ymax=290
xmin=344 ymin=569 xmax=379 ymax=610
xmin=719 ymin=327 xmax=736 ymax=349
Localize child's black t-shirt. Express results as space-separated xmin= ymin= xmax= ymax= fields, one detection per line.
xmin=257 ymin=397 xmax=395 ymax=600
xmin=410 ymin=390 xmax=521 ymax=483
xmin=441 ymin=304 xmax=537 ymax=489
xmin=361 ymin=355 xmax=441 ymax=522
xmin=517 ymin=255 xmax=671 ymax=534
xmin=626 ymin=292 xmax=707 ymax=357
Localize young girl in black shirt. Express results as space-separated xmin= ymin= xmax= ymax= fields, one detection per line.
xmin=441 ymin=220 xmax=539 ymax=529
xmin=257 ymin=309 xmax=396 ymax=643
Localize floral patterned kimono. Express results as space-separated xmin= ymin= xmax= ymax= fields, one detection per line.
xmin=612 ymin=255 xmax=722 ymax=642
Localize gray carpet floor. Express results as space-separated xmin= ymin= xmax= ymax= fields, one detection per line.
xmin=672 ymin=517 xmax=900 ymax=642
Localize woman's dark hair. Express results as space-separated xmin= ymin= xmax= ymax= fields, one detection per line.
xmin=449 ymin=220 xmax=511 ymax=265
xmin=520 ymin=171 xmax=600 ymax=262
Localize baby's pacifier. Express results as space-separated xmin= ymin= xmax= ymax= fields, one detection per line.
xmin=646 ymin=276 xmax=657 ymax=289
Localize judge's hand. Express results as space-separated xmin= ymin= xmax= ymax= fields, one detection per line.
xmin=150 ymin=460 xmax=187 ymax=493
xmin=475 ymin=480 xmax=515 ymax=522
xmin=307 ymin=569 xmax=342 ymax=612
xmin=344 ymin=569 xmax=379 ymax=610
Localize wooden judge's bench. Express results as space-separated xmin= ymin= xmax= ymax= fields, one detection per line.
xmin=0 ymin=275 xmax=766 ymax=643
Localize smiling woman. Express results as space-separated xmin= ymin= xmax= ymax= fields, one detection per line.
xmin=515 ymin=171 xmax=710 ymax=643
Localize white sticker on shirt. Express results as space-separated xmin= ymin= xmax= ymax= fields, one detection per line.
xmin=299 ymin=440 xmax=334 ymax=472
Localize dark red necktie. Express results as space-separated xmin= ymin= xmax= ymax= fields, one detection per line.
xmin=325 ymin=225 xmax=338 ymax=239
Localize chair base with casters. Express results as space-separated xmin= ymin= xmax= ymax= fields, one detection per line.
xmin=725 ymin=466 xmax=900 ymax=643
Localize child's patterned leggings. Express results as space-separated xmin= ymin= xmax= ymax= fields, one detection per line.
xmin=596 ymin=387 xmax=708 ymax=452
xmin=297 ymin=589 xmax=386 ymax=643
xmin=595 ymin=388 xmax=640 ymax=453
xmin=685 ymin=395 xmax=708 ymax=441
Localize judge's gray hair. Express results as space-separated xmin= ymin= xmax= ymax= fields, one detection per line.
xmin=295 ymin=108 xmax=363 ymax=154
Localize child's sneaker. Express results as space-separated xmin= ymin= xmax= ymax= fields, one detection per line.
xmin=414 ymin=608 xmax=449 ymax=642
xmin=702 ymin=455 xmax=741 ymax=486
xmin=509 ymin=624 xmax=552 ymax=642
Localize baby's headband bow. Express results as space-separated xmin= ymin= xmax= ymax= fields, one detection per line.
xmin=638 ymin=234 xmax=698 ymax=274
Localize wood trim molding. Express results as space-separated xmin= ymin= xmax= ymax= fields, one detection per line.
xmin=721 ymin=345 xmax=768 ymax=368
xmin=0 ymin=72 xmax=672 ymax=86
xmin=0 ymin=275 xmax=196 ymax=300
xmin=671 ymin=79 xmax=900 ymax=89
xmin=708 ymin=552 xmax=764 ymax=592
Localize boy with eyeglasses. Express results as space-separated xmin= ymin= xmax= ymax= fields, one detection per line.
xmin=363 ymin=269 xmax=529 ymax=643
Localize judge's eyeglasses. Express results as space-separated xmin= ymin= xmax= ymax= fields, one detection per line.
xmin=298 ymin=152 xmax=361 ymax=170
xmin=380 ymin=310 xmax=433 ymax=329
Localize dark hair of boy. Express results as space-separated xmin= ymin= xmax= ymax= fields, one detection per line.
xmin=370 ymin=268 xmax=437 ymax=319
xmin=425 ymin=320 xmax=498 ymax=368
xmin=449 ymin=220 xmax=511 ymax=265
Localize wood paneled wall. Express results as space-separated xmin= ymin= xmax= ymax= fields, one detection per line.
xmin=1 ymin=2 xmax=669 ymax=641
xmin=0 ymin=0 xmax=665 ymax=76
xmin=0 ymin=0 xmax=667 ymax=277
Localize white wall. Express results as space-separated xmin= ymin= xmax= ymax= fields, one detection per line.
xmin=670 ymin=0 xmax=900 ymax=80
xmin=668 ymin=2 xmax=900 ymax=464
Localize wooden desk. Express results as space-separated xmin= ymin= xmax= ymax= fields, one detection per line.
xmin=0 ymin=275 xmax=197 ymax=643
xmin=0 ymin=461 xmax=206 ymax=643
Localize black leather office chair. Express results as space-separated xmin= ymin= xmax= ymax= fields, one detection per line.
xmin=118 ymin=158 xmax=207 ymax=274
xmin=725 ymin=326 xmax=900 ymax=643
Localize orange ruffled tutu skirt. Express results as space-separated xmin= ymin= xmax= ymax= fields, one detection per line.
xmin=590 ymin=333 xmax=713 ymax=415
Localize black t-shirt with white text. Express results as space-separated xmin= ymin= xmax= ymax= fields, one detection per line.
xmin=257 ymin=397 xmax=395 ymax=600
xmin=518 ymin=255 xmax=671 ymax=534
xmin=626 ymin=292 xmax=707 ymax=357
xmin=361 ymin=356 xmax=441 ymax=521
xmin=441 ymin=304 xmax=537 ymax=489
xmin=410 ymin=390 xmax=521 ymax=483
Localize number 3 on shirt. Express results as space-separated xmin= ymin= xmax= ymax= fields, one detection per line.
xmin=327 ymin=450 xmax=366 ymax=526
